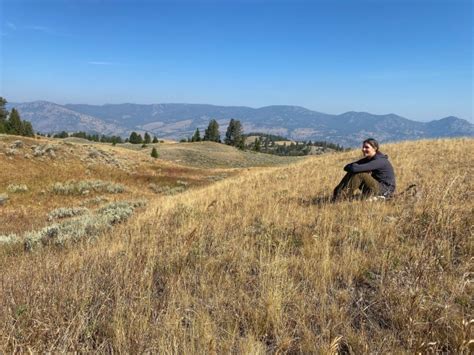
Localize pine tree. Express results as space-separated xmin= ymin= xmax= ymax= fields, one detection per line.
xmin=152 ymin=136 xmax=158 ymax=143
xmin=129 ymin=131 xmax=143 ymax=144
xmin=151 ymin=147 xmax=159 ymax=158
xmin=203 ymin=119 xmax=220 ymax=142
xmin=144 ymin=132 xmax=151 ymax=144
xmin=0 ymin=97 xmax=8 ymax=134
xmin=192 ymin=128 xmax=201 ymax=142
xmin=23 ymin=121 xmax=34 ymax=137
xmin=224 ymin=119 xmax=244 ymax=149
xmin=6 ymin=108 xmax=23 ymax=135
xmin=253 ymin=137 xmax=261 ymax=152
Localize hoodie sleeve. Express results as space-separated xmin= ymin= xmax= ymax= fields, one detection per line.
xmin=344 ymin=156 xmax=386 ymax=173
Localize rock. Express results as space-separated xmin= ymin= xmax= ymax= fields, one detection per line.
xmin=5 ymin=148 xmax=16 ymax=156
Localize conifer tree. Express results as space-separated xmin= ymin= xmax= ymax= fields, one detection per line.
xmin=23 ymin=121 xmax=34 ymax=137
xmin=203 ymin=119 xmax=220 ymax=142
xmin=253 ymin=137 xmax=261 ymax=152
xmin=225 ymin=119 xmax=244 ymax=149
xmin=151 ymin=147 xmax=159 ymax=158
xmin=152 ymin=136 xmax=158 ymax=143
xmin=7 ymin=108 xmax=23 ymax=135
xmin=192 ymin=128 xmax=201 ymax=142
xmin=129 ymin=131 xmax=143 ymax=144
xmin=0 ymin=97 xmax=8 ymax=134
xmin=129 ymin=132 xmax=138 ymax=144
xmin=144 ymin=132 xmax=151 ymax=144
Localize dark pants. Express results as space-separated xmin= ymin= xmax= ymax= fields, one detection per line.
xmin=333 ymin=172 xmax=380 ymax=201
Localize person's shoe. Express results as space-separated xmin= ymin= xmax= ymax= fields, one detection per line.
xmin=367 ymin=195 xmax=386 ymax=202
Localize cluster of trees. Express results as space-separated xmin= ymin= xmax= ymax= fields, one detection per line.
xmin=244 ymin=133 xmax=345 ymax=156
xmin=0 ymin=97 xmax=34 ymax=137
xmin=44 ymin=130 xmax=162 ymax=146
xmin=182 ymin=120 xmax=345 ymax=155
xmin=46 ymin=131 xmax=124 ymax=144
xmin=128 ymin=132 xmax=159 ymax=144
xmin=183 ymin=118 xmax=244 ymax=149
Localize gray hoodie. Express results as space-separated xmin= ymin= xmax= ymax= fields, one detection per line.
xmin=344 ymin=152 xmax=396 ymax=196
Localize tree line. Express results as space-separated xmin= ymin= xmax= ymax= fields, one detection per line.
xmin=181 ymin=118 xmax=245 ymax=149
xmin=247 ymin=134 xmax=345 ymax=156
xmin=181 ymin=119 xmax=345 ymax=155
xmin=0 ymin=97 xmax=34 ymax=137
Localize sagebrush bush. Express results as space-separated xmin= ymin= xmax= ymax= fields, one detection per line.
xmin=6 ymin=184 xmax=28 ymax=193
xmin=0 ymin=234 xmax=17 ymax=245
xmin=22 ymin=200 xmax=147 ymax=250
xmin=80 ymin=196 xmax=109 ymax=206
xmin=48 ymin=207 xmax=89 ymax=221
xmin=149 ymin=183 xmax=186 ymax=195
xmin=51 ymin=180 xmax=125 ymax=195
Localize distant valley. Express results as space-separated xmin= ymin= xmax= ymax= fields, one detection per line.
xmin=8 ymin=101 xmax=473 ymax=147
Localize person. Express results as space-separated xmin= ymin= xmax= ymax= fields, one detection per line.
xmin=332 ymin=138 xmax=395 ymax=201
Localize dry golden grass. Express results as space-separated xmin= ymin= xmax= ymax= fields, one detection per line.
xmin=0 ymin=137 xmax=473 ymax=353
xmin=0 ymin=135 xmax=227 ymax=235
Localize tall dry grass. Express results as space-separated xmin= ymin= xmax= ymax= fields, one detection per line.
xmin=0 ymin=138 xmax=472 ymax=353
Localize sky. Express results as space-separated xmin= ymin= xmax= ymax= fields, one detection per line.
xmin=0 ymin=0 xmax=472 ymax=122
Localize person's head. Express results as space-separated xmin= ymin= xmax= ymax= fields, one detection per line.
xmin=362 ymin=138 xmax=379 ymax=158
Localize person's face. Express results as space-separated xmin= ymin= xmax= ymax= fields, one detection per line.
xmin=362 ymin=143 xmax=376 ymax=158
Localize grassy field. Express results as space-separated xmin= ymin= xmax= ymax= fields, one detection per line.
xmin=0 ymin=137 xmax=472 ymax=352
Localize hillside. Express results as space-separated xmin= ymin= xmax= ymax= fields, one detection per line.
xmin=9 ymin=101 xmax=474 ymax=146
xmin=0 ymin=136 xmax=299 ymax=235
xmin=0 ymin=137 xmax=473 ymax=352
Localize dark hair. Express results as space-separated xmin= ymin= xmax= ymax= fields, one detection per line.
xmin=363 ymin=138 xmax=379 ymax=151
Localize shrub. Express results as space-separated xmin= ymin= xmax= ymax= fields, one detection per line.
xmin=151 ymin=147 xmax=159 ymax=158
xmin=51 ymin=180 xmax=125 ymax=195
xmin=7 ymin=184 xmax=28 ymax=193
xmin=48 ymin=207 xmax=89 ymax=221
xmin=148 ymin=183 xmax=186 ymax=195
xmin=80 ymin=196 xmax=109 ymax=206
xmin=0 ymin=234 xmax=17 ymax=245
xmin=24 ymin=200 xmax=147 ymax=250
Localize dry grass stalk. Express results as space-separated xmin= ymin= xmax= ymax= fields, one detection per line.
xmin=0 ymin=137 xmax=472 ymax=352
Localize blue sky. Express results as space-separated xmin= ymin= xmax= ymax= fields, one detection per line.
xmin=0 ymin=0 xmax=472 ymax=121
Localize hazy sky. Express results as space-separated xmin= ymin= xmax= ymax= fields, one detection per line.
xmin=1 ymin=0 xmax=472 ymax=121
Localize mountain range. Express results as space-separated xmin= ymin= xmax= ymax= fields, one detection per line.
xmin=8 ymin=101 xmax=473 ymax=147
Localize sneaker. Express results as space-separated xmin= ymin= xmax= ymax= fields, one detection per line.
xmin=367 ymin=196 xmax=386 ymax=202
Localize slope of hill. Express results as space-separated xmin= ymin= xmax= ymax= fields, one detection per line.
xmin=9 ymin=101 xmax=474 ymax=146
xmin=0 ymin=137 xmax=472 ymax=352
xmin=0 ymin=136 xmax=299 ymax=234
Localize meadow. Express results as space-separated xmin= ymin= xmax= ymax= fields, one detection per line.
xmin=0 ymin=136 xmax=472 ymax=353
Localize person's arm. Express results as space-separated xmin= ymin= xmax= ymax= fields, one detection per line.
xmin=344 ymin=157 xmax=385 ymax=173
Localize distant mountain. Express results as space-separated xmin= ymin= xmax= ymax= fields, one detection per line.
xmin=7 ymin=101 xmax=473 ymax=146
xmin=8 ymin=101 xmax=127 ymax=136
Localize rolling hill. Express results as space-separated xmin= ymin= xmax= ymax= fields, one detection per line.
xmin=0 ymin=136 xmax=472 ymax=352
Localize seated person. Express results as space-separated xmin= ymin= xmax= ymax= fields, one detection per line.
xmin=333 ymin=138 xmax=396 ymax=201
